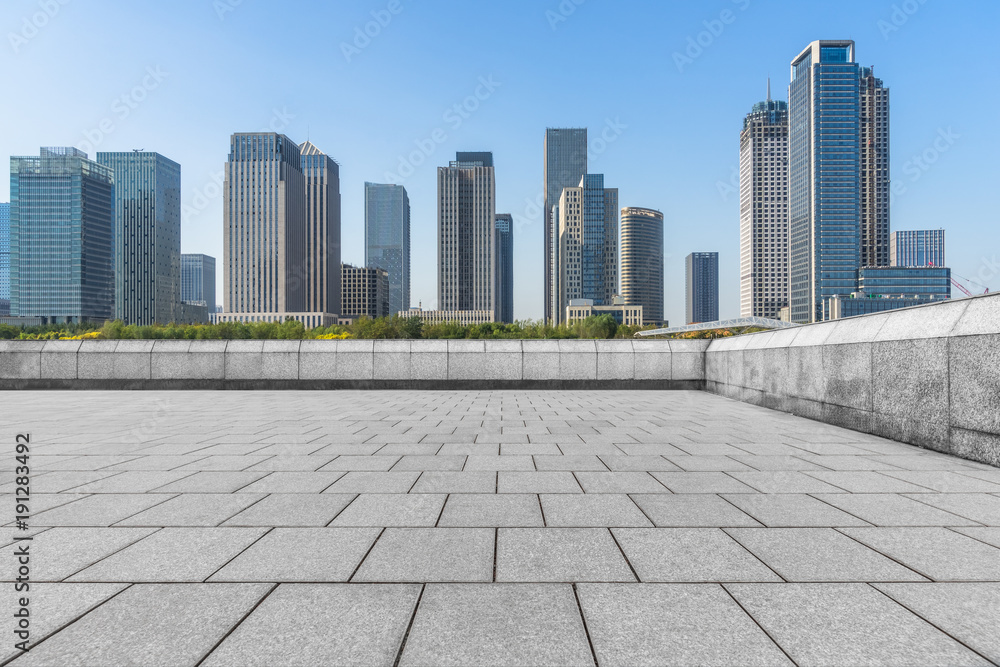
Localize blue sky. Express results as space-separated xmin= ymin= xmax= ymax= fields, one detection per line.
xmin=2 ymin=0 xmax=997 ymax=323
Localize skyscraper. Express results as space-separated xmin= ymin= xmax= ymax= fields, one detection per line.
xmin=97 ymin=151 xmax=181 ymax=325
xmin=222 ymin=133 xmax=335 ymax=327
xmin=437 ymin=152 xmax=496 ymax=318
xmin=10 ymin=148 xmax=114 ymax=322
xmin=555 ymin=174 xmax=618 ymax=324
xmin=739 ymin=89 xmax=789 ymax=320
xmin=0 ymin=202 xmax=9 ymax=312
xmin=544 ymin=128 xmax=588 ymax=323
xmin=620 ymin=206 xmax=663 ymax=325
xmin=341 ymin=263 xmax=389 ymax=319
xmin=365 ymin=182 xmax=410 ymax=314
xmin=891 ymin=230 xmax=945 ymax=267
xmin=860 ymin=67 xmax=890 ymax=268
xmin=686 ymin=252 xmax=719 ymax=324
xmin=495 ymin=213 xmax=514 ymax=323
xmin=181 ymin=253 xmax=216 ymax=312
xmin=789 ymin=40 xmax=862 ymax=323
xmin=300 ymin=141 xmax=342 ymax=317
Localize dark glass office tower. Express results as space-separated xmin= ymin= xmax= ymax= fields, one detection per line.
xmin=495 ymin=213 xmax=513 ymax=323
xmin=181 ymin=253 xmax=216 ymax=312
xmin=544 ymin=128 xmax=587 ymax=322
xmin=10 ymin=148 xmax=114 ymax=322
xmin=860 ymin=67 xmax=890 ymax=268
xmin=0 ymin=202 xmax=9 ymax=310
xmin=789 ymin=40 xmax=862 ymax=323
xmin=300 ymin=141 xmax=342 ymax=317
xmin=97 ymin=151 xmax=181 ymax=325
xmin=620 ymin=207 xmax=664 ymax=324
xmin=686 ymin=252 xmax=719 ymax=324
xmin=365 ymin=182 xmax=410 ymax=314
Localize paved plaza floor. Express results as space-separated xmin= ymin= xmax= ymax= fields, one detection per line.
xmin=2 ymin=390 xmax=1000 ymax=666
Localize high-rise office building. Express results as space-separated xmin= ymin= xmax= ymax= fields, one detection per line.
xmin=620 ymin=206 xmax=663 ymax=325
xmin=686 ymin=252 xmax=719 ymax=324
xmin=365 ymin=182 xmax=410 ymax=314
xmin=96 ymin=151 xmax=181 ymax=325
xmin=891 ymin=230 xmax=945 ymax=267
xmin=300 ymin=141 xmax=341 ymax=317
xmin=341 ymin=263 xmax=389 ymax=319
xmin=555 ymin=174 xmax=618 ymax=324
xmin=181 ymin=253 xmax=216 ymax=312
xmin=789 ymin=40 xmax=862 ymax=323
xmin=0 ymin=202 xmax=9 ymax=312
xmin=739 ymin=90 xmax=789 ymax=320
xmin=438 ymin=152 xmax=496 ymax=318
xmin=860 ymin=67 xmax=890 ymax=268
xmin=10 ymin=148 xmax=114 ymax=322
xmin=544 ymin=128 xmax=588 ymax=323
xmin=494 ymin=213 xmax=514 ymax=323
xmin=220 ymin=133 xmax=337 ymax=328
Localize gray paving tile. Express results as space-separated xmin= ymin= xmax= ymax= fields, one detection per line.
xmin=9 ymin=583 xmax=271 ymax=667
xmin=0 ymin=528 xmax=156 ymax=581
xmin=651 ymin=471 xmax=759 ymax=494
xmin=665 ymin=455 xmax=755 ymax=472
xmin=104 ymin=455 xmax=209 ymax=471
xmin=210 ymin=528 xmax=381 ymax=581
xmin=533 ymin=454 xmax=609 ymax=471
xmin=903 ymin=493 xmax=1000 ymax=525
xmin=173 ymin=455 xmax=273 ymax=471
xmin=201 ymin=583 xmax=420 ymax=667
xmin=632 ymin=494 xmax=761 ymax=527
xmin=731 ymin=455 xmax=826 ymax=471
xmin=409 ymin=471 xmax=496 ymax=493
xmin=31 ymin=494 xmax=175 ymax=527
xmin=578 ymin=583 xmax=793 ymax=667
xmin=614 ymin=443 xmax=689 ymax=456
xmin=951 ymin=527 xmax=1000 ymax=548
xmin=331 ymin=494 xmax=446 ymax=527
xmin=222 ymin=493 xmax=355 ymax=526
xmin=726 ymin=583 xmax=990 ymax=667
xmin=438 ymin=494 xmax=543 ymax=527
xmin=243 ymin=455 xmax=334 ymax=471
xmin=840 ymin=527 xmax=1000 ymax=581
xmin=728 ymin=471 xmax=848 ymax=494
xmin=596 ymin=454 xmax=680 ymax=472
xmin=791 ymin=454 xmax=907 ymax=471
xmin=353 ymin=528 xmax=493 ymax=582
xmin=377 ymin=443 xmax=442 ymax=455
xmin=496 ymin=528 xmax=635 ymax=582
xmin=880 ymin=470 xmax=1000 ymax=493
xmin=16 ymin=471 xmax=123 ymax=493
xmin=869 ymin=455 xmax=988 ymax=471
xmin=67 ymin=527 xmax=267 ymax=582
xmin=323 ymin=471 xmax=420 ymax=493
xmin=727 ymin=528 xmax=927 ymax=582
xmin=497 ymin=471 xmax=583 ymax=494
xmin=115 ymin=493 xmax=264 ymax=527
xmin=399 ymin=583 xmax=594 ymax=666
xmin=541 ymin=494 xmax=652 ymax=527
xmin=875 ymin=583 xmax=1000 ymax=664
xmin=574 ymin=471 xmax=670 ymax=494
xmin=814 ymin=494 xmax=981 ymax=526
xmin=463 ymin=454 xmax=535 ymax=471
xmin=500 ymin=442 xmax=562 ymax=455
xmin=612 ymin=528 xmax=782 ymax=582
xmin=319 ymin=455 xmax=401 ymax=471
xmin=152 ymin=471 xmax=265 ymax=493
xmin=58 ymin=470 xmax=193 ymax=493
xmin=237 ymin=471 xmax=344 ymax=493
xmin=803 ymin=470 xmax=934 ymax=493
xmin=390 ymin=455 xmax=466 ymax=471
xmin=722 ymin=494 xmax=872 ymax=527
xmin=0 ymin=583 xmax=129 ymax=663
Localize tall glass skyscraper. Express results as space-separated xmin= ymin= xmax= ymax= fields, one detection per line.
xmin=10 ymin=148 xmax=114 ymax=322
xmin=890 ymin=230 xmax=945 ymax=267
xmin=96 ymin=151 xmax=181 ymax=325
xmin=860 ymin=67 xmax=890 ymax=268
xmin=686 ymin=252 xmax=719 ymax=324
xmin=181 ymin=253 xmax=216 ymax=312
xmin=789 ymin=40 xmax=862 ymax=323
xmin=438 ymin=152 xmax=496 ymax=317
xmin=0 ymin=202 xmax=9 ymax=310
xmin=544 ymin=128 xmax=588 ymax=323
xmin=300 ymin=142 xmax=342 ymax=317
xmin=494 ymin=213 xmax=513 ymax=323
xmin=365 ymin=182 xmax=410 ymax=314
xmin=620 ymin=206 xmax=664 ymax=324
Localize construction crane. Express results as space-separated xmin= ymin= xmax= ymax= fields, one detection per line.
xmin=951 ymin=273 xmax=991 ymax=298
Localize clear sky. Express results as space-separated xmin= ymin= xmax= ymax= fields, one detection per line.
xmin=2 ymin=0 xmax=997 ymax=323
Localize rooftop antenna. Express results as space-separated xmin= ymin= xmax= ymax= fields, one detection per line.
xmin=133 ymin=148 xmax=143 ymax=152
xmin=766 ymin=77 xmax=771 ymax=102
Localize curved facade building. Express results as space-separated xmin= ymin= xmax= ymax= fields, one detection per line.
xmin=620 ymin=206 xmax=663 ymax=325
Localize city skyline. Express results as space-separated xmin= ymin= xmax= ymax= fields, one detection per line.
xmin=1 ymin=2 xmax=997 ymax=324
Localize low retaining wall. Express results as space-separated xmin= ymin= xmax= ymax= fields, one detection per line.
xmin=0 ymin=339 xmax=709 ymax=390
xmin=705 ymin=293 xmax=1000 ymax=466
